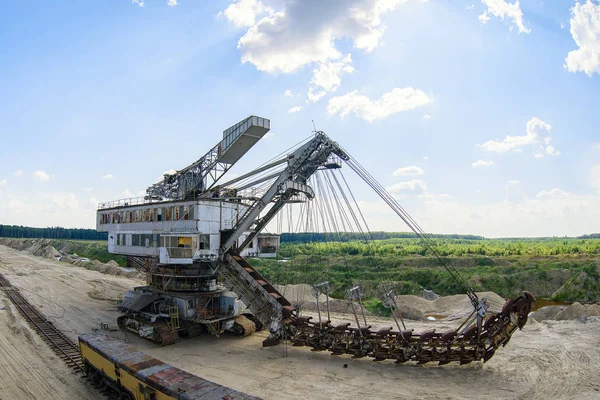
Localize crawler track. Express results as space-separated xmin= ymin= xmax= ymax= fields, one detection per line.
xmin=0 ymin=273 xmax=84 ymax=373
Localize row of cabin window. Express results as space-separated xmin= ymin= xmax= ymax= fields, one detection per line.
xmin=117 ymin=234 xmax=160 ymax=247
xmin=116 ymin=234 xmax=210 ymax=250
xmin=100 ymin=205 xmax=194 ymax=225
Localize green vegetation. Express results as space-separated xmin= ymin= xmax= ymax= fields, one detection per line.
xmin=3 ymin=233 xmax=599 ymax=302
xmin=249 ymin=237 xmax=600 ymax=303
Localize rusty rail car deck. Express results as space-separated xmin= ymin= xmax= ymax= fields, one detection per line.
xmin=0 ymin=273 xmax=85 ymax=373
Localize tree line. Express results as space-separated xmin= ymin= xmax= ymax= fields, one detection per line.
xmin=0 ymin=225 xmax=107 ymax=240
xmin=279 ymin=231 xmax=485 ymax=243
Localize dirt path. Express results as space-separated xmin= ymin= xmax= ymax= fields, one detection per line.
xmin=0 ymin=244 xmax=599 ymax=400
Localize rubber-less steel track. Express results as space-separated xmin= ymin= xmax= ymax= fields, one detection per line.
xmin=0 ymin=273 xmax=84 ymax=373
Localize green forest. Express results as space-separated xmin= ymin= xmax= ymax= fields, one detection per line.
xmin=0 ymin=225 xmax=107 ymax=240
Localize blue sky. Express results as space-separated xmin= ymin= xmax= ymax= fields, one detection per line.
xmin=1 ymin=0 xmax=599 ymax=237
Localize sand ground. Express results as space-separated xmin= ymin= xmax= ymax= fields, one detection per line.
xmin=0 ymin=244 xmax=599 ymax=400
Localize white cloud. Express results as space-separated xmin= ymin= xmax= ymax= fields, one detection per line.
xmin=479 ymin=0 xmax=530 ymax=34
xmin=479 ymin=117 xmax=559 ymax=158
xmin=132 ymin=0 xmax=145 ymax=7
xmin=219 ymin=0 xmax=272 ymax=29
xmin=327 ymin=87 xmax=432 ymax=122
xmin=288 ymin=105 xmax=302 ymax=113
xmin=423 ymin=114 xmax=431 ymax=119
xmin=359 ymin=190 xmax=600 ymax=237
xmin=167 ymin=0 xmax=178 ymax=6
xmin=536 ymin=188 xmax=570 ymax=198
xmin=466 ymin=4 xmax=475 ymax=10
xmin=102 ymin=174 xmax=113 ymax=179
xmin=121 ymin=189 xmax=134 ymax=198
xmin=565 ymin=1 xmax=600 ymax=76
xmin=594 ymin=144 xmax=600 ymax=150
xmin=472 ymin=159 xmax=494 ymax=168
xmin=33 ymin=170 xmax=51 ymax=181
xmin=284 ymin=89 xmax=293 ymax=97
xmin=387 ymin=179 xmax=428 ymax=195
xmin=504 ymin=180 xmax=525 ymax=204
xmin=392 ymin=166 xmax=424 ymax=176
xmin=81 ymin=188 xmax=94 ymax=193
xmin=0 ymin=192 xmax=94 ymax=228
xmin=14 ymin=170 xmax=23 ymax=176
xmin=423 ymin=155 xmax=429 ymax=160
xmin=591 ymin=164 xmax=600 ymax=192
xmin=308 ymin=54 xmax=354 ymax=102
xmin=0 ymin=179 xmax=7 ymax=188
xmin=224 ymin=0 xmax=410 ymax=74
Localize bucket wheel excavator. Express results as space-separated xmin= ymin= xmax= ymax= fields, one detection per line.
xmin=97 ymin=115 xmax=534 ymax=364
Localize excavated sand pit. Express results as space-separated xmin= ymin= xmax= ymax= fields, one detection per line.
xmin=0 ymin=244 xmax=599 ymax=400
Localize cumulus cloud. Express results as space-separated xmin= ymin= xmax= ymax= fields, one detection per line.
xmin=225 ymin=0 xmax=411 ymax=74
xmin=33 ymin=171 xmax=51 ymax=181
xmin=536 ymin=188 xmax=570 ymax=198
xmin=132 ymin=0 xmax=145 ymax=7
xmin=565 ymin=1 xmax=600 ymax=76
xmin=479 ymin=117 xmax=559 ymax=158
xmin=102 ymin=174 xmax=113 ymax=179
xmin=284 ymin=89 xmax=293 ymax=97
xmin=591 ymin=164 xmax=600 ymax=192
xmin=167 ymin=0 xmax=178 ymax=6
xmin=472 ymin=159 xmax=494 ymax=168
xmin=478 ymin=0 xmax=530 ymax=33
xmin=387 ymin=179 xmax=428 ymax=195
xmin=423 ymin=114 xmax=431 ymax=119
xmin=308 ymin=54 xmax=355 ymax=102
xmin=392 ymin=166 xmax=424 ymax=176
xmin=219 ymin=0 xmax=272 ymax=29
xmin=14 ymin=170 xmax=23 ymax=176
xmin=288 ymin=105 xmax=302 ymax=113
xmin=327 ymin=87 xmax=432 ymax=122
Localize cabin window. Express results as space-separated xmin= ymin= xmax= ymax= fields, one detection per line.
xmin=198 ymin=234 xmax=209 ymax=250
xmin=157 ymin=208 xmax=162 ymax=222
xmin=132 ymin=235 xmax=140 ymax=247
xmin=149 ymin=209 xmax=154 ymax=222
xmin=165 ymin=207 xmax=171 ymax=221
xmin=183 ymin=205 xmax=189 ymax=220
xmin=174 ymin=206 xmax=179 ymax=220
xmin=177 ymin=237 xmax=192 ymax=248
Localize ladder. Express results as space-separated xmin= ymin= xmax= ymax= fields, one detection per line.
xmin=167 ymin=305 xmax=180 ymax=330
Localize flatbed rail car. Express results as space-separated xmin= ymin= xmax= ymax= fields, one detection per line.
xmin=78 ymin=333 xmax=260 ymax=400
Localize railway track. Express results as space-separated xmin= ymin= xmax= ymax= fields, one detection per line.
xmin=0 ymin=273 xmax=84 ymax=373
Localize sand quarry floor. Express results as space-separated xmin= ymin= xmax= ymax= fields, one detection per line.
xmin=0 ymin=245 xmax=599 ymax=400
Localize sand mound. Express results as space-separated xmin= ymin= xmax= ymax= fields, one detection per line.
xmin=394 ymin=291 xmax=506 ymax=317
xmin=555 ymin=302 xmax=586 ymax=321
xmin=531 ymin=305 xmax=567 ymax=322
xmin=274 ymin=284 xmax=329 ymax=303
xmin=32 ymin=245 xmax=61 ymax=260
xmin=586 ymin=304 xmax=600 ymax=317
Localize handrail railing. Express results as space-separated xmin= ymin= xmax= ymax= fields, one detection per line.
xmin=97 ymin=196 xmax=160 ymax=210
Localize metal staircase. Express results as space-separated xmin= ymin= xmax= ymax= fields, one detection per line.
xmin=220 ymin=253 xmax=291 ymax=329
